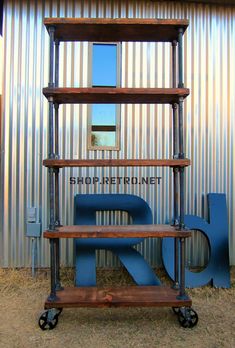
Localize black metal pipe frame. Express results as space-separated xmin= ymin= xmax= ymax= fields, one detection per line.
xmin=48 ymin=240 xmax=58 ymax=301
xmin=48 ymin=27 xmax=55 ymax=159
xmin=172 ymin=41 xmax=179 ymax=225
xmin=48 ymin=27 xmax=55 ymax=228
xmin=54 ymin=103 xmax=60 ymax=226
xmin=172 ymin=41 xmax=179 ymax=289
xmin=178 ymin=98 xmax=184 ymax=160
xmin=180 ymin=238 xmax=185 ymax=297
xmin=172 ymin=40 xmax=177 ymax=88
xmin=178 ymin=98 xmax=185 ymax=230
xmin=173 ymin=165 xmax=180 ymax=289
xmin=177 ymin=28 xmax=188 ymax=300
xmin=48 ymin=167 xmax=55 ymax=231
xmin=54 ymin=40 xmax=60 ymax=157
xmin=178 ymin=28 xmax=184 ymax=88
xmin=54 ymin=103 xmax=59 ymax=157
xmin=54 ymin=40 xmax=62 ymax=290
xmin=48 ymin=101 xmax=54 ymax=159
xmin=48 ymin=28 xmax=55 ymax=161
xmin=179 ymin=166 xmax=185 ymax=228
xmin=48 ymin=26 xmax=57 ymax=300
xmin=54 ymin=167 xmax=62 ymax=290
xmin=54 ymin=40 xmax=60 ymax=224
xmin=55 ymin=239 xmax=62 ymax=291
xmin=54 ymin=167 xmax=60 ymax=225
xmin=177 ymin=237 xmax=189 ymax=300
xmin=173 ymin=104 xmax=179 ymax=226
xmin=55 ymin=39 xmax=60 ymax=87
xmin=178 ymin=30 xmax=185 ymax=229
xmin=48 ymin=27 xmax=55 ymax=88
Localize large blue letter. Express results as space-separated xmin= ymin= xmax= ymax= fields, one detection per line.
xmin=162 ymin=194 xmax=230 ymax=288
xmin=74 ymin=194 xmax=161 ymax=286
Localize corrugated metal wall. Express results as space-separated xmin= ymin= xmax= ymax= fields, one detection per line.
xmin=0 ymin=0 xmax=234 ymax=267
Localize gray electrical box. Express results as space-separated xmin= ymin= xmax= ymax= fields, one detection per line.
xmin=26 ymin=207 xmax=41 ymax=237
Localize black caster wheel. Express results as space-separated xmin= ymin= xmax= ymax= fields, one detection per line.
xmin=38 ymin=309 xmax=59 ymax=330
xmin=177 ymin=307 xmax=198 ymax=328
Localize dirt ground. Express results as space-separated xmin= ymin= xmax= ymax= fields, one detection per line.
xmin=0 ymin=267 xmax=234 ymax=348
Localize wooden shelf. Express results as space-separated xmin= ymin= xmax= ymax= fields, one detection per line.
xmin=44 ymin=225 xmax=192 ymax=239
xmin=43 ymin=87 xmax=190 ymax=104
xmin=45 ymin=286 xmax=192 ymax=308
xmin=43 ymin=159 xmax=191 ymax=168
xmin=44 ymin=18 xmax=189 ymax=42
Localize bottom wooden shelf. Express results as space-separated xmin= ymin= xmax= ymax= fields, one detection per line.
xmin=45 ymin=286 xmax=192 ymax=309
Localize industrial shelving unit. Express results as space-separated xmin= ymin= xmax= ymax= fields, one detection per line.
xmin=39 ymin=18 xmax=198 ymax=330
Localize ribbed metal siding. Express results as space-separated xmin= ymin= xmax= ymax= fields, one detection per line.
xmin=0 ymin=0 xmax=234 ymax=267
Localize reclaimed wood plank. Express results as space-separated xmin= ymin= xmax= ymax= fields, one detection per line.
xmin=44 ymin=224 xmax=192 ymax=239
xmin=43 ymin=159 xmax=191 ymax=168
xmin=45 ymin=286 xmax=192 ymax=308
xmin=44 ymin=18 xmax=189 ymax=42
xmin=43 ymin=87 xmax=190 ymax=104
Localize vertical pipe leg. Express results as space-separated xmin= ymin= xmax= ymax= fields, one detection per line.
xmin=173 ymin=165 xmax=180 ymax=288
xmin=55 ymin=39 xmax=60 ymax=87
xmin=173 ymin=237 xmax=179 ymax=289
xmin=172 ymin=40 xmax=177 ymax=88
xmin=48 ymin=239 xmax=58 ymax=301
xmin=48 ymin=25 xmax=55 ymax=227
xmin=54 ymin=104 xmax=60 ymax=225
xmin=54 ymin=169 xmax=60 ymax=226
xmin=179 ymin=167 xmax=185 ymax=229
xmin=178 ymin=30 xmax=185 ymax=225
xmin=178 ymin=98 xmax=185 ymax=230
xmin=55 ymin=238 xmax=62 ymax=290
xmin=172 ymin=103 xmax=179 ymax=226
xmin=54 ymin=169 xmax=62 ymax=290
xmin=176 ymin=29 xmax=187 ymax=299
xmin=54 ymin=37 xmax=61 ymax=291
xmin=172 ymin=41 xmax=179 ymax=288
xmin=177 ymin=237 xmax=189 ymax=300
xmin=54 ymin=104 xmax=60 ymax=222
xmin=173 ymin=170 xmax=179 ymax=226
xmin=48 ymin=100 xmax=54 ymax=158
xmin=48 ymin=168 xmax=55 ymax=230
xmin=178 ymin=28 xmax=184 ymax=88
xmin=48 ymin=26 xmax=55 ymax=88
xmin=180 ymin=237 xmax=185 ymax=297
xmin=54 ymin=103 xmax=59 ymax=157
xmin=173 ymin=160 xmax=180 ymax=289
xmin=48 ymin=165 xmax=57 ymax=295
xmin=178 ymin=98 xmax=184 ymax=159
xmin=172 ymin=103 xmax=179 ymax=289
xmin=48 ymin=26 xmax=57 ymax=299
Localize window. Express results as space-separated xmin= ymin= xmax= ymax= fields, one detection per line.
xmin=92 ymin=43 xmax=117 ymax=87
xmin=88 ymin=43 xmax=121 ymax=150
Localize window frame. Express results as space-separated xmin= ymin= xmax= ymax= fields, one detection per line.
xmin=87 ymin=42 xmax=121 ymax=151
xmin=87 ymin=104 xmax=121 ymax=150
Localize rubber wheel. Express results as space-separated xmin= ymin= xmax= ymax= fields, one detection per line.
xmin=38 ymin=311 xmax=58 ymax=330
xmin=178 ymin=308 xmax=198 ymax=328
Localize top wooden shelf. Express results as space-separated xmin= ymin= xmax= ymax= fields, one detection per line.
xmin=44 ymin=18 xmax=189 ymax=42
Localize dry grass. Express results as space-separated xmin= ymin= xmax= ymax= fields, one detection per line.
xmin=0 ymin=267 xmax=234 ymax=348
